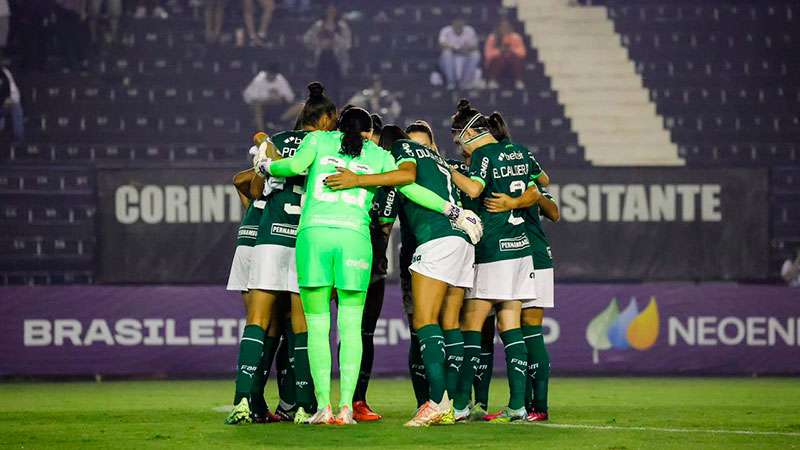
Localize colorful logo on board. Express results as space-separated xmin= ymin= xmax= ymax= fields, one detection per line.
xmin=586 ymin=297 xmax=660 ymax=364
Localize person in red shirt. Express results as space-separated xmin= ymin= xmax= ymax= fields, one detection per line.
xmin=484 ymin=18 xmax=527 ymax=90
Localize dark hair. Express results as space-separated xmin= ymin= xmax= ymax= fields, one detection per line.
xmin=339 ymin=107 xmax=372 ymax=157
xmin=371 ymin=114 xmax=384 ymax=134
xmin=405 ymin=120 xmax=436 ymax=148
xmin=487 ymin=111 xmax=511 ymax=142
xmin=297 ymin=82 xmax=337 ymax=129
xmin=378 ymin=125 xmax=409 ymax=151
xmin=451 ymin=99 xmax=489 ymax=133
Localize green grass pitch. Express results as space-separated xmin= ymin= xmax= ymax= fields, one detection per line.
xmin=1 ymin=377 xmax=799 ymax=449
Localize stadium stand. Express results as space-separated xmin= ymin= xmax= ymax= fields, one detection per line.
xmin=1 ymin=0 xmax=797 ymax=283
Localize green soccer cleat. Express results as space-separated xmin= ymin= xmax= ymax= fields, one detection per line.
xmin=225 ymin=398 xmax=253 ymax=425
xmin=468 ymin=404 xmax=488 ymax=422
xmin=483 ymin=407 xmax=527 ymax=423
xmin=293 ymin=407 xmax=312 ymax=424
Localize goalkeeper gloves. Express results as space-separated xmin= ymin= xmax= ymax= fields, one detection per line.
xmin=445 ymin=203 xmax=483 ymax=245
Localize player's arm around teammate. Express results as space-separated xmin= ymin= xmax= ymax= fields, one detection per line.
xmin=447 ymin=100 xmax=536 ymax=423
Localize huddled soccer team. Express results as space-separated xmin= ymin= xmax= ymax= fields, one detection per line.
xmin=224 ymin=81 xmax=559 ymax=426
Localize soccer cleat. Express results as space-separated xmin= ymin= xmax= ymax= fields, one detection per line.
xmin=352 ymin=401 xmax=382 ymax=422
xmin=526 ymin=411 xmax=549 ymax=422
xmin=333 ymin=405 xmax=357 ymax=425
xmin=468 ymin=404 xmax=488 ymax=422
xmin=454 ymin=407 xmax=470 ymax=422
xmin=404 ymin=401 xmax=443 ymax=427
xmin=275 ymin=403 xmax=296 ymax=422
xmin=224 ymin=398 xmax=253 ymax=425
xmin=307 ymin=405 xmax=335 ymax=425
xmin=293 ymin=407 xmax=312 ymax=424
xmin=437 ymin=403 xmax=455 ymax=425
xmin=250 ymin=409 xmax=281 ymax=424
xmin=483 ymin=407 xmax=527 ymax=423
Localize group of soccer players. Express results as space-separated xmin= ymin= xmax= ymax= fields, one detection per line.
xmin=224 ymin=80 xmax=559 ymax=426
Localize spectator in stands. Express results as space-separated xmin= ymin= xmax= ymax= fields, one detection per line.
xmin=438 ymin=17 xmax=481 ymax=90
xmin=484 ymin=17 xmax=527 ymax=90
xmin=133 ymin=0 xmax=169 ymax=19
xmin=89 ymin=0 xmax=122 ymax=44
xmin=347 ymin=76 xmax=402 ymax=124
xmin=781 ymin=248 xmax=800 ymax=287
xmin=0 ymin=65 xmax=23 ymax=142
xmin=242 ymin=63 xmax=295 ymax=131
xmin=0 ymin=0 xmax=9 ymax=58
xmin=205 ymin=0 xmax=225 ymax=43
xmin=303 ymin=4 xmax=351 ymax=101
xmin=54 ymin=0 xmax=89 ymax=70
xmin=242 ymin=0 xmax=274 ymax=46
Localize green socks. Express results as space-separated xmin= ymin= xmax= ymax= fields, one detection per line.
xmin=305 ymin=312 xmax=332 ymax=407
xmin=455 ymin=330 xmax=482 ymax=410
xmin=249 ymin=334 xmax=278 ymax=413
xmin=473 ymin=323 xmax=495 ymax=410
xmin=409 ymin=330 xmax=429 ymax=407
xmin=443 ymin=328 xmax=464 ymax=399
xmin=337 ymin=303 xmax=365 ymax=409
xmin=523 ymin=325 xmax=550 ymax=413
xmin=275 ymin=334 xmax=296 ymax=409
xmin=292 ymin=331 xmax=315 ymax=410
xmin=500 ymin=328 xmax=528 ymax=411
xmin=234 ymin=324 xmax=266 ymax=404
xmin=416 ymin=324 xmax=446 ymax=404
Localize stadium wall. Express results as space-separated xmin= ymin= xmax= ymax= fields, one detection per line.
xmin=2 ymin=284 xmax=798 ymax=377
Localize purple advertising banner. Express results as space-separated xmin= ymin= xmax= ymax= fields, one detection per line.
xmin=1 ymin=284 xmax=799 ymax=377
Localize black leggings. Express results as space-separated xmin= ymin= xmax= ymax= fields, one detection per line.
xmin=352 ymin=278 xmax=386 ymax=402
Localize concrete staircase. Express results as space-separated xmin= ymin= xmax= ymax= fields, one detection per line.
xmin=505 ymin=0 xmax=683 ymax=166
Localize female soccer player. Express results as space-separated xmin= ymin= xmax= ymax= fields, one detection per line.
xmin=329 ymin=124 xmax=477 ymax=426
xmin=255 ymin=106 xmax=481 ymax=425
xmin=448 ymin=99 xmax=538 ymax=423
xmin=482 ymin=111 xmax=559 ymax=422
xmin=225 ymin=82 xmax=337 ymax=425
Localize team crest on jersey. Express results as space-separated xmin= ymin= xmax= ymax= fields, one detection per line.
xmin=499 ymin=234 xmax=531 ymax=251
xmin=270 ymin=223 xmax=297 ymax=238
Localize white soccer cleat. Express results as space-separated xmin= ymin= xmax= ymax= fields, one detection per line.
xmin=307 ymin=404 xmax=335 ymax=425
xmin=333 ymin=405 xmax=357 ymax=425
xmin=454 ymin=406 xmax=470 ymax=422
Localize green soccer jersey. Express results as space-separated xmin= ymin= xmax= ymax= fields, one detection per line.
xmin=255 ymin=130 xmax=308 ymax=248
xmin=279 ymin=130 xmax=398 ymax=239
xmin=525 ymin=187 xmax=554 ymax=270
xmin=235 ymin=201 xmax=265 ymax=247
xmin=391 ymin=140 xmax=468 ymax=246
xmin=468 ymin=141 xmax=537 ymax=264
xmin=369 ymin=186 xmax=399 ymax=279
xmin=448 ymin=158 xmax=480 ymax=213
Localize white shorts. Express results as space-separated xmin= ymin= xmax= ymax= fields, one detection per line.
xmin=247 ymin=244 xmax=299 ymax=294
xmin=226 ymin=245 xmax=253 ymax=292
xmin=466 ymin=256 xmax=536 ymax=302
xmin=409 ymin=236 xmax=475 ymax=288
xmin=523 ymin=268 xmax=554 ymax=309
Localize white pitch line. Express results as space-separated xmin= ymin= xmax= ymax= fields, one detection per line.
xmin=529 ymin=422 xmax=800 ymax=438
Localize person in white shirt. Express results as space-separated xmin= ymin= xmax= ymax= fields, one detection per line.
xmin=439 ymin=17 xmax=481 ymax=90
xmin=0 ymin=65 xmax=23 ymax=142
xmin=242 ymin=64 xmax=295 ymax=131
xmin=346 ymin=76 xmax=402 ymax=124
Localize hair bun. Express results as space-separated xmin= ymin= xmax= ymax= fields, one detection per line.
xmin=456 ymin=99 xmax=472 ymax=111
xmin=307 ymin=82 xmax=325 ymax=98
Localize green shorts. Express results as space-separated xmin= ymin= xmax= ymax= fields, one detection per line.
xmin=295 ymin=227 xmax=372 ymax=292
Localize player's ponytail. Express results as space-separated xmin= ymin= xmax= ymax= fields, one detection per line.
xmin=339 ymin=106 xmax=372 ymax=157
xmin=297 ymin=81 xmax=337 ymax=130
xmin=487 ymin=111 xmax=511 ymax=142
xmin=451 ymin=98 xmax=489 ymax=135
xmin=378 ymin=125 xmax=409 ymax=151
